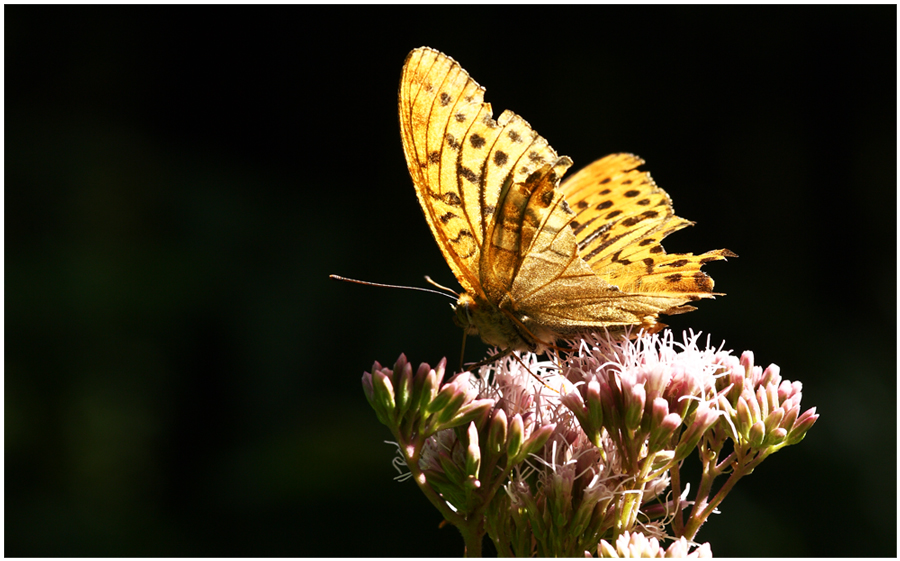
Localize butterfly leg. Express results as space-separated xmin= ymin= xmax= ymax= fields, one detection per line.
xmin=457 ymin=331 xmax=467 ymax=373
xmin=462 ymin=347 xmax=513 ymax=373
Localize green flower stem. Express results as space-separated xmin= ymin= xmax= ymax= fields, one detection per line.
xmin=615 ymin=489 xmax=642 ymax=539
xmin=398 ymin=435 xmax=466 ymax=526
xmin=683 ymin=464 xmax=739 ymax=540
xmin=458 ymin=519 xmax=484 ymax=558
xmin=682 ymin=445 xmax=772 ymax=540
xmin=669 ymin=461 xmax=686 ymax=536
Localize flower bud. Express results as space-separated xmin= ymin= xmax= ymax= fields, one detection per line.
xmin=372 ymin=369 xmax=396 ymax=420
xmin=761 ymin=363 xmax=781 ymax=386
xmin=587 ymin=378 xmax=603 ymax=420
xmin=768 ymin=427 xmax=788 ymax=446
xmin=394 ymin=360 xmax=415 ymax=420
xmin=748 ymin=389 xmax=763 ymax=420
xmin=561 ymin=389 xmax=588 ymax=424
xmin=487 ymin=408 xmax=508 ymax=455
xmin=516 ymin=423 xmax=555 ymax=463
xmin=507 ymin=414 xmax=525 ymax=460
xmin=414 ymin=365 xmax=440 ymax=417
xmin=465 ymin=422 xmax=481 ymax=479
xmin=361 ymin=370 xmax=375 ymax=404
xmin=781 ymin=403 xmax=799 ymax=432
xmin=749 ymin=420 xmax=766 ymax=448
xmin=624 ymin=383 xmax=646 ymax=432
xmin=765 ymin=383 xmax=781 ymax=416
xmin=428 ymin=372 xmax=471 ymax=417
xmin=449 ymin=399 xmax=494 ymax=431
xmin=674 ymin=403 xmax=719 ymax=461
xmin=785 ymin=407 xmax=818 ymax=445
xmin=648 ymin=411 xmax=681 ymax=453
xmin=740 ymin=350 xmax=754 ymax=375
xmin=433 ymin=388 xmax=467 ymax=426
xmin=764 ymin=408 xmax=785 ymax=437
xmin=427 ymin=380 xmax=455 ymax=413
xmin=736 ymin=397 xmax=752 ymax=440
xmin=651 ymin=397 xmax=669 ymax=430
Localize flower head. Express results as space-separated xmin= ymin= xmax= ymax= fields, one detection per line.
xmin=363 ymin=330 xmax=818 ymax=557
xmin=593 ymin=531 xmax=712 ymax=558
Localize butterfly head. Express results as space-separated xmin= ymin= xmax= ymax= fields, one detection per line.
xmin=452 ymin=292 xmax=548 ymax=353
xmin=451 ymin=292 xmax=480 ymax=336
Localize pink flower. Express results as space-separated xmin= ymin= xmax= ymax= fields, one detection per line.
xmin=363 ymin=329 xmax=818 ymax=556
xmin=593 ymin=531 xmax=712 ymax=558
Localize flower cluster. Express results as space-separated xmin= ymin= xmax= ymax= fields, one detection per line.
xmin=592 ymin=531 xmax=712 ymax=558
xmin=362 ymin=330 xmax=818 ymax=556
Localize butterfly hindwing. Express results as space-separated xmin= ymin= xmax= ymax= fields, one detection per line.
xmin=561 ymin=154 xmax=736 ymax=295
xmin=488 ymin=163 xmax=706 ymax=343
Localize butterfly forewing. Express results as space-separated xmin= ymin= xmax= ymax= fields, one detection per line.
xmin=400 ymin=48 xmax=561 ymax=299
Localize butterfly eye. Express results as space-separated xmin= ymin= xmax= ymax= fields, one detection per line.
xmin=452 ymin=293 xmax=478 ymax=335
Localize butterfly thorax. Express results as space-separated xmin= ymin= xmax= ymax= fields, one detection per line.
xmin=453 ymin=291 xmax=552 ymax=353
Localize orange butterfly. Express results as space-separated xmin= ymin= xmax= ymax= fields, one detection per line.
xmin=399 ymin=47 xmax=734 ymax=354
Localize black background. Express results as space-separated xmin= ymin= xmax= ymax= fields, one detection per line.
xmin=6 ymin=5 xmax=896 ymax=557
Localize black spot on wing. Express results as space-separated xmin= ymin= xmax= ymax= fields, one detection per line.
xmin=621 ymin=210 xmax=659 ymax=227
xmin=539 ymin=189 xmax=554 ymax=207
xmin=452 ymin=229 xmax=474 ymax=242
xmin=459 ymin=166 xmax=480 ymax=185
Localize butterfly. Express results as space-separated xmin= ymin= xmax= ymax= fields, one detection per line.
xmin=399 ymin=47 xmax=734 ymax=354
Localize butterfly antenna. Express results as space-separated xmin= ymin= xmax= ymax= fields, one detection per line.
xmin=424 ymin=275 xmax=459 ymax=297
xmin=329 ymin=274 xmax=456 ymax=300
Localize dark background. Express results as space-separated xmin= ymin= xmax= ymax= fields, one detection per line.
xmin=6 ymin=5 xmax=896 ymax=557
